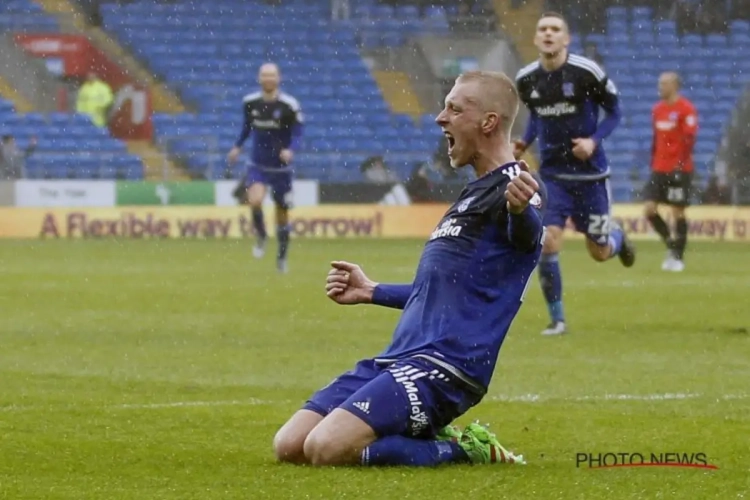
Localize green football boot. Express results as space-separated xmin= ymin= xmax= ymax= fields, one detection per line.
xmin=435 ymin=424 xmax=462 ymax=443
xmin=459 ymin=422 xmax=526 ymax=465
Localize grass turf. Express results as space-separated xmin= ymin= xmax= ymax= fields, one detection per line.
xmin=0 ymin=239 xmax=747 ymax=499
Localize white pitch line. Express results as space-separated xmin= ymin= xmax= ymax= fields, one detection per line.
xmin=488 ymin=393 xmax=750 ymax=403
xmin=113 ymin=398 xmax=280 ymax=410
xmin=1 ymin=393 xmax=747 ymax=413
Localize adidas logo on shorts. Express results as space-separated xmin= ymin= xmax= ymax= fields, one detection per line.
xmin=352 ymin=401 xmax=370 ymax=414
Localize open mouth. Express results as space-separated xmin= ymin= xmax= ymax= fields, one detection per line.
xmin=444 ymin=132 xmax=455 ymax=153
xmin=543 ymin=40 xmax=554 ymax=49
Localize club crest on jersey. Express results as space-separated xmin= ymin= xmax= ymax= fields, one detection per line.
xmin=529 ymin=192 xmax=542 ymax=208
xmin=273 ymin=108 xmax=282 ymax=119
xmin=457 ymin=196 xmax=476 ymax=213
xmin=563 ymin=82 xmax=574 ymax=97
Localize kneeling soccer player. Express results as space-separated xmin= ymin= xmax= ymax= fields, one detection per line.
xmin=273 ymin=71 xmax=545 ymax=467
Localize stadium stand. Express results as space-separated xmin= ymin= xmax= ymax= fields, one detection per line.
xmin=99 ymin=0 xmax=455 ymax=182
xmin=571 ymin=6 xmax=749 ymax=201
xmin=0 ymin=0 xmax=145 ymax=180
xmin=0 ymin=0 xmax=58 ymax=32
xmin=2 ymin=109 xmax=146 ymax=180
xmin=2 ymin=0 xmax=746 ymax=198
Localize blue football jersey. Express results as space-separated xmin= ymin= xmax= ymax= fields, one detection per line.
xmin=374 ymin=163 xmax=546 ymax=392
xmin=235 ymin=91 xmax=304 ymax=169
xmin=515 ymin=54 xmax=621 ymax=181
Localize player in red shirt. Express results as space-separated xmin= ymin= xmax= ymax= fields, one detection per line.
xmin=644 ymin=72 xmax=698 ymax=272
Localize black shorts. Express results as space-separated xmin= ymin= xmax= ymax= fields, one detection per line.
xmin=643 ymin=172 xmax=693 ymax=207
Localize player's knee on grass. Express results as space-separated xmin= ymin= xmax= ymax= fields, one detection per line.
xmin=542 ymin=226 xmax=563 ymax=254
xmin=273 ymin=410 xmax=323 ymax=464
xmin=303 ymin=408 xmax=377 ymax=466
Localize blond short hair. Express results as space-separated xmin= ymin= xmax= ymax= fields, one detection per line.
xmin=455 ymin=71 xmax=520 ymax=135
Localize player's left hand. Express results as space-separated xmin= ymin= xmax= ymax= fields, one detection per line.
xmin=505 ymin=160 xmax=539 ymax=214
xmin=571 ymin=138 xmax=596 ymax=160
xmin=279 ymin=149 xmax=294 ymax=164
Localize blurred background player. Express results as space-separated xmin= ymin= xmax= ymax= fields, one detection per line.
xmin=227 ymin=63 xmax=304 ymax=273
xmin=644 ymin=72 xmax=698 ymax=273
xmin=514 ymin=12 xmax=636 ymax=336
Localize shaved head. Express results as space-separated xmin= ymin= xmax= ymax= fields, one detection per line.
xmin=658 ymin=71 xmax=681 ymax=101
xmin=454 ymin=71 xmax=520 ymax=136
xmin=258 ymin=62 xmax=281 ymax=94
xmin=436 ymin=70 xmax=520 ymax=172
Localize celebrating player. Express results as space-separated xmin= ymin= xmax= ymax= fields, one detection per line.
xmin=273 ymin=71 xmax=545 ymax=468
xmin=644 ymin=72 xmax=698 ymax=272
xmin=227 ymin=63 xmax=303 ymax=273
xmin=514 ymin=12 xmax=636 ymax=336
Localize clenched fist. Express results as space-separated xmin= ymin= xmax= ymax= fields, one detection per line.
xmin=325 ymin=261 xmax=377 ymax=305
xmin=505 ymin=160 xmax=540 ymax=214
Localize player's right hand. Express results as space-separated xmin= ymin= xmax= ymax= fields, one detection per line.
xmin=227 ymin=147 xmax=241 ymax=165
xmin=512 ymin=139 xmax=526 ymax=160
xmin=325 ymin=261 xmax=377 ymax=305
xmin=505 ymin=160 xmax=540 ymax=214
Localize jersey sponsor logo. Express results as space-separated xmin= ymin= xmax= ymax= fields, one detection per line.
xmin=535 ymin=102 xmax=578 ymax=117
xmin=430 ymin=218 xmax=462 ymax=240
xmin=388 ymin=364 xmax=429 ymax=436
xmin=252 ymin=119 xmax=281 ymax=129
xmin=456 ymin=196 xmax=475 ymax=213
xmin=655 ymin=120 xmax=677 ymax=131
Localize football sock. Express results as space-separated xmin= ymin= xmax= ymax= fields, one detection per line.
xmin=252 ymin=207 xmax=267 ymax=240
xmin=277 ymin=224 xmax=291 ymax=260
xmin=674 ymin=217 xmax=688 ymax=260
xmin=361 ymin=435 xmax=469 ymax=467
xmin=647 ymin=214 xmax=671 ymax=247
xmin=607 ymin=225 xmax=624 ymax=259
xmin=539 ymin=253 xmax=565 ymax=323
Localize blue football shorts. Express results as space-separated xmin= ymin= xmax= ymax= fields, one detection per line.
xmin=303 ymin=357 xmax=482 ymax=439
xmin=543 ymin=177 xmax=613 ymax=245
xmin=245 ymin=165 xmax=293 ymax=209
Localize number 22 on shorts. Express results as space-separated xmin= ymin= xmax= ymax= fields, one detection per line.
xmin=587 ymin=214 xmax=610 ymax=236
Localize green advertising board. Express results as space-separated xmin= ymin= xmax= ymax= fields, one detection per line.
xmin=116 ymin=182 xmax=215 ymax=206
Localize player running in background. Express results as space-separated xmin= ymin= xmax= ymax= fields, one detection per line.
xmin=644 ymin=72 xmax=698 ymax=272
xmin=227 ymin=63 xmax=303 ymax=273
xmin=273 ymin=71 xmax=545 ymax=468
xmin=514 ymin=12 xmax=636 ymax=336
